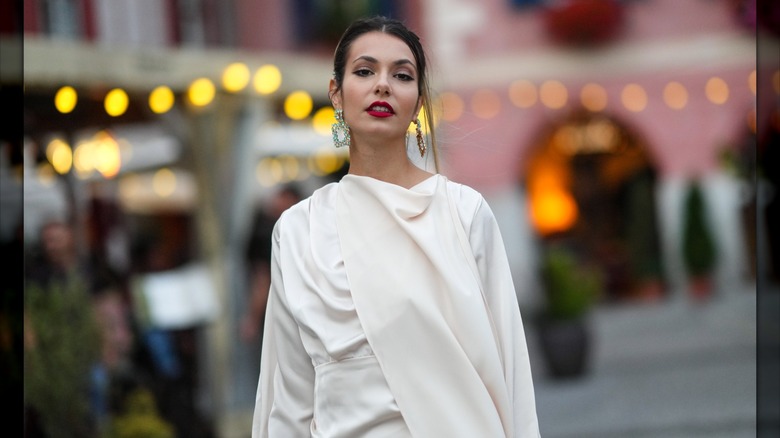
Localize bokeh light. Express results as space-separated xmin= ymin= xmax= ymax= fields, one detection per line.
xmin=705 ymin=77 xmax=729 ymax=105
xmin=309 ymin=147 xmax=344 ymax=176
xmin=54 ymin=86 xmax=78 ymax=114
xmin=284 ymin=90 xmax=313 ymax=120
xmin=471 ymin=89 xmax=502 ymax=119
xmin=104 ymin=88 xmax=129 ymax=117
xmin=46 ymin=138 xmax=72 ymax=175
xmin=149 ymin=86 xmax=175 ymax=114
xmin=222 ymin=62 xmax=251 ymax=93
xmin=254 ymin=64 xmax=283 ymax=95
xmin=540 ymin=80 xmax=568 ymax=110
xmin=93 ymin=131 xmax=122 ymax=178
xmin=279 ymin=154 xmax=300 ymax=181
xmin=663 ymin=81 xmax=688 ymax=110
xmin=312 ymin=107 xmax=336 ymax=136
xmin=530 ymin=188 xmax=578 ymax=236
xmin=509 ymin=80 xmax=538 ymax=109
xmin=580 ymin=83 xmax=607 ymax=112
xmin=621 ymin=83 xmax=647 ymax=112
xmin=73 ymin=139 xmax=95 ymax=178
xmin=438 ymin=92 xmax=465 ymax=122
xmin=256 ymin=157 xmax=284 ymax=187
xmin=152 ymin=168 xmax=176 ymax=197
xmin=188 ymin=78 xmax=216 ymax=107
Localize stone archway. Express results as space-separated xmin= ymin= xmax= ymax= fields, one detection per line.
xmin=524 ymin=109 xmax=665 ymax=302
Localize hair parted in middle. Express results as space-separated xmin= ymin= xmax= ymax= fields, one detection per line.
xmin=329 ymin=16 xmax=439 ymax=170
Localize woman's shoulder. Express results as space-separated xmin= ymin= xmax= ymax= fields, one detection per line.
xmin=442 ymin=177 xmax=486 ymax=210
xmin=440 ymin=177 xmax=499 ymax=233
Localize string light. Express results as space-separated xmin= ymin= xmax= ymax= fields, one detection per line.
xmin=621 ymin=83 xmax=647 ymax=112
xmin=663 ymin=81 xmax=688 ymax=110
xmin=254 ymin=64 xmax=283 ymax=95
xmin=222 ymin=62 xmax=251 ymax=93
xmin=54 ymin=86 xmax=78 ymax=114
xmin=104 ymin=88 xmax=129 ymax=117
xmin=705 ymin=77 xmax=729 ymax=105
xmin=539 ymin=80 xmax=568 ymax=109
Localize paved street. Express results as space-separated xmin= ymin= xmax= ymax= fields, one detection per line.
xmin=222 ymin=286 xmax=773 ymax=438
xmin=531 ymin=287 xmax=767 ymax=438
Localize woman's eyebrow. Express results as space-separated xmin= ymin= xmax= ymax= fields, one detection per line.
xmin=352 ymin=55 xmax=416 ymax=70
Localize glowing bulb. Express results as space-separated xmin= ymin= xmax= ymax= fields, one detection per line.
xmin=54 ymin=86 xmax=78 ymax=114
xmin=284 ymin=90 xmax=313 ymax=120
xmin=540 ymin=80 xmax=568 ymax=110
xmin=222 ymin=62 xmax=250 ymax=93
xmin=149 ymin=86 xmax=175 ymax=114
xmin=471 ymin=89 xmax=501 ymax=119
xmin=46 ymin=138 xmax=72 ymax=174
xmin=188 ymin=78 xmax=216 ymax=107
xmin=580 ymin=83 xmax=607 ymax=112
xmin=705 ymin=77 xmax=729 ymax=105
xmin=438 ymin=92 xmax=465 ymax=122
xmin=254 ymin=64 xmax=283 ymax=95
xmin=663 ymin=82 xmax=688 ymax=110
xmin=621 ymin=83 xmax=647 ymax=112
xmin=509 ymin=80 xmax=538 ymax=109
xmin=104 ymin=88 xmax=129 ymax=117
xmin=312 ymin=107 xmax=336 ymax=136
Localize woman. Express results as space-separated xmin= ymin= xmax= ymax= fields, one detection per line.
xmin=253 ymin=16 xmax=541 ymax=438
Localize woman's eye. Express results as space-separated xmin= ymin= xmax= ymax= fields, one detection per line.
xmin=395 ymin=73 xmax=414 ymax=82
xmin=354 ymin=69 xmax=372 ymax=77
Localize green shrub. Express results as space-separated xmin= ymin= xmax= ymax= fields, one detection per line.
xmin=541 ymin=246 xmax=602 ymax=320
xmin=24 ymin=278 xmax=101 ymax=438
xmin=109 ymin=388 xmax=175 ymax=438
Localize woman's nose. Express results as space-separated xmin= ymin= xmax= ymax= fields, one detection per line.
xmin=374 ymin=75 xmax=390 ymax=95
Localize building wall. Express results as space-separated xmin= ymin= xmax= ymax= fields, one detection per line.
xmin=424 ymin=0 xmax=757 ymax=298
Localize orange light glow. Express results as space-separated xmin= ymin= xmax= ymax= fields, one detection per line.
xmin=527 ymin=157 xmax=578 ymax=235
xmin=471 ymin=89 xmax=502 ymax=119
xmin=439 ymin=92 xmax=465 ymax=122
xmin=530 ymin=188 xmax=578 ymax=236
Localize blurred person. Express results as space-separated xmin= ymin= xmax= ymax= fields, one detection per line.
xmin=241 ymin=184 xmax=304 ymax=343
xmin=253 ymin=16 xmax=540 ymax=437
xmin=89 ymin=283 xmax=141 ymax=435
xmin=25 ymin=219 xmax=84 ymax=290
xmin=25 ymin=218 xmax=116 ymax=296
xmin=127 ymin=235 xmax=215 ymax=438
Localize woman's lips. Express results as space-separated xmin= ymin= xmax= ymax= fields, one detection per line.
xmin=366 ymin=101 xmax=394 ymax=118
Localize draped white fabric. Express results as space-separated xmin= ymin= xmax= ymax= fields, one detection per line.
xmin=253 ymin=174 xmax=540 ymax=438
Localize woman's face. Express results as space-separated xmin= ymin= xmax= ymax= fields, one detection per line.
xmin=331 ymin=32 xmax=422 ymax=144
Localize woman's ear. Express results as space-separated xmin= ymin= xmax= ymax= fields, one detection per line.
xmin=329 ymin=78 xmax=341 ymax=108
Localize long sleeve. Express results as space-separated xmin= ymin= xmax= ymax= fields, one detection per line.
xmin=252 ymin=221 xmax=315 ymax=438
xmin=468 ymin=197 xmax=542 ymax=438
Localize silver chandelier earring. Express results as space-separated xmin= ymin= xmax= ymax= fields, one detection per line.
xmin=415 ymin=118 xmax=426 ymax=157
xmin=332 ymin=109 xmax=351 ymax=148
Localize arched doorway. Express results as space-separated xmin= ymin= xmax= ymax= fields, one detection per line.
xmin=524 ymin=109 xmax=665 ymax=302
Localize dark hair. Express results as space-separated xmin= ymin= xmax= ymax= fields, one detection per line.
xmin=330 ymin=16 xmax=439 ymax=170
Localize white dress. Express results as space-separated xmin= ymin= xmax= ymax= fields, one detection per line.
xmin=252 ymin=174 xmax=540 ymax=438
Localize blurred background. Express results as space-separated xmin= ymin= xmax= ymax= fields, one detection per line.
xmin=2 ymin=0 xmax=778 ymax=437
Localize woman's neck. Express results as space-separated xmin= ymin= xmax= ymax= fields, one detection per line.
xmin=347 ymin=137 xmax=432 ymax=189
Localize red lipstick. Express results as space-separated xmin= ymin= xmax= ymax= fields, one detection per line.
xmin=366 ymin=101 xmax=394 ymax=118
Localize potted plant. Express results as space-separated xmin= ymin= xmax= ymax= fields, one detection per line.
xmin=536 ymin=244 xmax=602 ymax=379
xmin=681 ymin=180 xmax=718 ymax=301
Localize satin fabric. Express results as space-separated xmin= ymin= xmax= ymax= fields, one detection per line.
xmin=253 ymin=174 xmax=540 ymax=437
